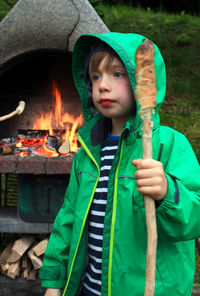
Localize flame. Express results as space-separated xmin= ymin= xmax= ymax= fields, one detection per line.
xmin=44 ymin=145 xmax=59 ymax=157
xmin=52 ymin=80 xmax=64 ymax=130
xmin=31 ymin=80 xmax=83 ymax=156
xmin=16 ymin=141 xmax=22 ymax=147
xmin=20 ymin=151 xmax=28 ymax=156
xmin=33 ymin=113 xmax=53 ymax=135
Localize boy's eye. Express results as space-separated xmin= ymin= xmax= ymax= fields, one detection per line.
xmin=114 ymin=71 xmax=125 ymax=78
xmin=91 ymin=74 xmax=100 ymax=81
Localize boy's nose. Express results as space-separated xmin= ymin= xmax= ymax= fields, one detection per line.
xmin=99 ymin=74 xmax=111 ymax=92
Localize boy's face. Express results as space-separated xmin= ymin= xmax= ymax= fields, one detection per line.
xmin=90 ymin=55 xmax=135 ymax=126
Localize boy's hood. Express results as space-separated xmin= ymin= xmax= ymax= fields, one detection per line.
xmin=72 ymin=32 xmax=166 ymax=132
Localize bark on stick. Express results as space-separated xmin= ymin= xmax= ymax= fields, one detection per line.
xmin=134 ymin=39 xmax=158 ymax=295
xmin=142 ymin=109 xmax=157 ymax=296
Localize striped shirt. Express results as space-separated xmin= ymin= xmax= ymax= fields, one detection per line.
xmin=83 ymin=134 xmax=119 ymax=296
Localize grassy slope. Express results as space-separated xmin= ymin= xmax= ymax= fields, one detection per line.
xmin=0 ymin=0 xmax=200 ymax=285
xmin=99 ymin=4 xmax=200 ymax=162
xmin=0 ymin=0 xmax=17 ymax=20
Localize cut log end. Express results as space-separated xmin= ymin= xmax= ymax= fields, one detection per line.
xmin=58 ymin=139 xmax=70 ymax=154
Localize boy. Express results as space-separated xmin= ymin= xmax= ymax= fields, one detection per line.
xmin=39 ymin=33 xmax=200 ymax=296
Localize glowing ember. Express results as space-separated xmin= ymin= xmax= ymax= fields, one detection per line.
xmin=14 ymin=81 xmax=83 ymax=157
xmin=16 ymin=138 xmax=46 ymax=147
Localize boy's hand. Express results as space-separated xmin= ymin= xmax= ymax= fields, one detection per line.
xmin=44 ymin=289 xmax=61 ymax=296
xmin=132 ymin=159 xmax=168 ymax=201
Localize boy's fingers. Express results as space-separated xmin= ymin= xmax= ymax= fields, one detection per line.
xmin=134 ymin=166 xmax=164 ymax=179
xmin=131 ymin=159 xmax=142 ymax=167
xmin=132 ymin=159 xmax=159 ymax=169
xmin=135 ymin=168 xmax=155 ymax=179
xmin=137 ymin=185 xmax=163 ymax=198
xmin=136 ymin=176 xmax=162 ymax=187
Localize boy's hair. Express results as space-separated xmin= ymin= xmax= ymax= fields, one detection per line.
xmin=89 ymin=51 xmax=115 ymax=79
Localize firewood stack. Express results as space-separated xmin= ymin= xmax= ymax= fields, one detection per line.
xmin=0 ymin=236 xmax=49 ymax=280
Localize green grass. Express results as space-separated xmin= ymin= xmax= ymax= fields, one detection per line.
xmin=0 ymin=0 xmax=18 ymax=21
xmin=98 ymin=4 xmax=200 ymax=162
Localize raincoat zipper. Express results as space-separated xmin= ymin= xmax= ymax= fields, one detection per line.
xmin=62 ymin=133 xmax=100 ymax=296
xmin=108 ymin=137 xmax=125 ymax=296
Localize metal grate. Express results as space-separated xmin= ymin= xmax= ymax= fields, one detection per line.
xmin=0 ymin=174 xmax=18 ymax=207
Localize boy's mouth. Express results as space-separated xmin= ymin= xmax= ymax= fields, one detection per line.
xmin=100 ymin=98 xmax=114 ymax=106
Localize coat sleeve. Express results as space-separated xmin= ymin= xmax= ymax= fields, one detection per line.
xmin=39 ymin=153 xmax=80 ymax=289
xmin=156 ymin=128 xmax=200 ymax=242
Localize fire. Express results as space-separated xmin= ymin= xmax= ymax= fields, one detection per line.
xmin=16 ymin=81 xmax=83 ymax=157
xmin=16 ymin=141 xmax=22 ymax=148
xmin=33 ymin=113 xmax=53 ymax=135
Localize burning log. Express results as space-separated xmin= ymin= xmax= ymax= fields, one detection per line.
xmin=0 ymin=146 xmax=13 ymax=155
xmin=17 ymin=129 xmax=48 ymax=139
xmin=43 ymin=135 xmax=71 ymax=154
xmin=0 ymin=137 xmax=17 ymax=148
xmin=58 ymin=139 xmax=70 ymax=154
xmin=45 ymin=135 xmax=63 ymax=152
xmin=0 ymin=236 xmax=49 ymax=280
xmin=0 ymin=128 xmax=78 ymax=156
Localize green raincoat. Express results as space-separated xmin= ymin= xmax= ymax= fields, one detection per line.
xmin=39 ymin=32 xmax=200 ymax=296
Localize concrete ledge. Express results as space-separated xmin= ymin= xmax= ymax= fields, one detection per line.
xmin=0 ymin=207 xmax=53 ymax=233
xmin=0 ymin=155 xmax=73 ymax=174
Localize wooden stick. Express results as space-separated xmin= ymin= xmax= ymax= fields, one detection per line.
xmin=0 ymin=101 xmax=25 ymax=122
xmin=141 ymin=109 xmax=157 ymax=296
xmin=134 ymin=39 xmax=157 ymax=295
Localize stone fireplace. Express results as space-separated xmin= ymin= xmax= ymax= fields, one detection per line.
xmin=0 ymin=0 xmax=108 ymax=232
xmin=0 ymin=1 xmax=108 ymax=294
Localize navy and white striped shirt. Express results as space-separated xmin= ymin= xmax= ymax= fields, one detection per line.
xmin=83 ymin=134 xmax=119 ymax=296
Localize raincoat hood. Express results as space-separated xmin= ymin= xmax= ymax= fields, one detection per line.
xmin=72 ymin=32 xmax=166 ymax=128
